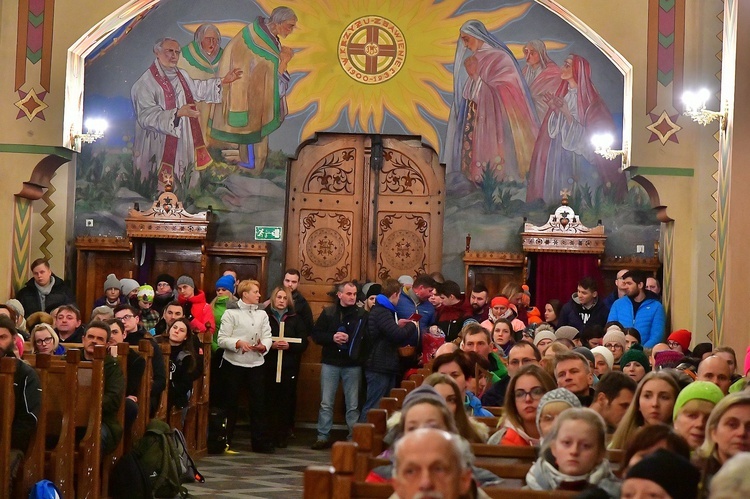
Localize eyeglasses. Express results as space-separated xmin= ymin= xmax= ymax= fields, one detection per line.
xmin=667 ymin=341 xmax=681 ymax=349
xmin=605 ymin=343 xmax=624 ymax=351
xmin=514 ymin=386 xmax=545 ymax=400
xmin=117 ymin=314 xmax=135 ymax=321
xmin=34 ymin=337 xmax=53 ymax=345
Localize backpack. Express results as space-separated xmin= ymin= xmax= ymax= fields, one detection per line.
xmin=29 ymin=480 xmax=62 ymax=499
xmin=112 ymin=419 xmax=203 ymax=498
xmin=207 ymin=406 xmax=228 ymax=454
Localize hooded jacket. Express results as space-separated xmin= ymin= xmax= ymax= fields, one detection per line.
xmin=558 ymin=292 xmax=610 ymax=332
xmin=365 ymin=295 xmax=418 ymax=374
xmin=178 ymin=290 xmax=216 ymax=334
xmin=312 ymin=301 xmax=365 ymax=367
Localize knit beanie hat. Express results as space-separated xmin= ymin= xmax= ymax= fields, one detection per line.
xmin=103 ymin=273 xmax=120 ymax=292
xmin=155 ymin=273 xmax=176 ymax=290
xmin=176 ymin=275 xmax=195 ymax=290
xmin=137 ymin=284 xmax=155 ymax=303
xmin=535 ymin=388 xmax=581 ymax=433
xmin=365 ymin=283 xmax=382 ymax=298
xmin=654 ymin=349 xmax=685 ymax=369
xmin=619 ymin=344 xmax=651 ymax=372
xmin=215 ymin=274 xmax=235 ymax=291
xmin=625 ymin=449 xmax=699 ymax=499
xmin=5 ymin=299 xmax=24 ymax=322
xmin=533 ymin=330 xmax=557 ymax=347
xmin=606 ymin=324 xmax=624 ymax=334
xmin=491 ymin=296 xmax=510 ymax=308
xmin=556 ymin=325 xmax=580 ymax=341
xmin=573 ymin=347 xmax=595 ymax=366
xmin=668 ymin=329 xmax=692 ymax=352
xmin=398 ymin=275 xmax=414 ymax=286
xmin=673 ymin=380 xmax=724 ymax=419
xmin=591 ymin=346 xmax=614 ymax=370
xmin=120 ymin=278 xmax=140 ymax=297
xmin=602 ymin=329 xmax=627 ymax=349
xmin=401 ymin=384 xmax=448 ymax=412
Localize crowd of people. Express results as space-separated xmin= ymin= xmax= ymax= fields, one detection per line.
xmin=5 ymin=257 xmax=750 ymax=498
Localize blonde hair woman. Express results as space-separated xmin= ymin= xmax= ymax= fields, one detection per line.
xmin=30 ymin=323 xmax=64 ymax=355
xmin=609 ymin=371 xmax=680 ymax=450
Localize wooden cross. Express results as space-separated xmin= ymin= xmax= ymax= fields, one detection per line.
xmin=270 ymin=322 xmax=302 ymax=383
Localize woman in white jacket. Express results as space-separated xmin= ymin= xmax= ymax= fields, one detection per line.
xmin=217 ymin=279 xmax=273 ymax=453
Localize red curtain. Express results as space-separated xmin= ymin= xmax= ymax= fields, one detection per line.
xmin=532 ymin=253 xmax=602 ymax=311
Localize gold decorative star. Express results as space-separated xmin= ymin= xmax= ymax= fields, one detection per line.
xmin=646 ymin=111 xmax=682 ymax=145
xmin=15 ymin=88 xmax=49 ymax=121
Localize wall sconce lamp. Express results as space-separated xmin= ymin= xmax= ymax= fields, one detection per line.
xmin=591 ymin=133 xmax=627 ymax=163
xmin=71 ymin=118 xmax=108 ymax=149
xmin=682 ymin=89 xmax=727 ymax=130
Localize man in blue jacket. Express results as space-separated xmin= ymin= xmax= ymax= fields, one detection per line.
xmin=607 ymin=271 xmax=665 ymax=347
xmin=360 ymin=278 xmax=418 ymax=421
xmin=395 ymin=274 xmax=437 ymax=332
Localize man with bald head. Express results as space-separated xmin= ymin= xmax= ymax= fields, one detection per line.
xmin=697 ymin=355 xmax=733 ymax=394
xmin=650 ymin=343 xmax=669 ymax=368
xmin=392 ymin=428 xmax=473 ymax=499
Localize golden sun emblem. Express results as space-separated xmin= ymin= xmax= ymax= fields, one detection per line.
xmin=187 ymin=1 xmax=566 ymax=148
xmin=339 ymin=16 xmax=406 ymax=84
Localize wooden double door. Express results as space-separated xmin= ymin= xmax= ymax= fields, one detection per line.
xmin=286 ymin=133 xmax=445 ymax=422
xmin=286 ymin=133 xmax=445 ymax=316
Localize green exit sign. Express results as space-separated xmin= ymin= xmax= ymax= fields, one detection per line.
xmin=255 ymin=226 xmax=282 ymax=241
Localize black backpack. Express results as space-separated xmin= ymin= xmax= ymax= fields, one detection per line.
xmin=207 ymin=407 xmax=228 ymax=454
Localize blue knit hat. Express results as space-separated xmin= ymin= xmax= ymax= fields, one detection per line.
xmin=216 ymin=274 xmax=235 ymax=291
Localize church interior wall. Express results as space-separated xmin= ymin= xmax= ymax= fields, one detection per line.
xmin=0 ymin=0 xmax=728 ymax=343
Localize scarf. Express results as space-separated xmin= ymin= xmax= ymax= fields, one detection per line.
xmin=35 ymin=276 xmax=55 ymax=312
xmin=148 ymin=62 xmax=212 ymax=180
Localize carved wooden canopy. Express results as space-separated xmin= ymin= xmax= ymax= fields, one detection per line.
xmin=125 ymin=184 xmax=210 ymax=240
xmin=521 ymin=197 xmax=606 ymax=254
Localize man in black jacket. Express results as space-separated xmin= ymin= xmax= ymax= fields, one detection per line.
xmin=114 ymin=304 xmax=166 ymax=417
xmin=0 ymin=316 xmax=41 ymax=483
xmin=558 ymin=276 xmax=609 ymax=334
xmin=360 ymin=278 xmax=418 ymax=421
xmin=310 ymin=281 xmax=363 ymax=449
xmin=15 ymin=258 xmax=76 ymax=317
xmin=283 ymin=269 xmax=314 ymax=333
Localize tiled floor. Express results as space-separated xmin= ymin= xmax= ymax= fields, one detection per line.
xmin=184 ymin=427 xmax=343 ymax=498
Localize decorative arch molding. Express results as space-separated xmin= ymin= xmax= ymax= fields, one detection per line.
xmin=629 ymin=174 xmax=672 ymax=223
xmin=63 ymin=0 xmax=160 ymax=150
xmin=536 ymin=0 xmax=634 ymax=170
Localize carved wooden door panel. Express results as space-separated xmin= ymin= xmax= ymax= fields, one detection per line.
xmin=369 ymin=137 xmax=444 ymax=282
xmin=287 ymin=134 xmax=369 ymax=315
xmin=287 ymin=134 xmax=444 ymax=315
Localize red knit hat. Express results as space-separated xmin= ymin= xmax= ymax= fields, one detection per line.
xmin=491 ymin=296 xmax=510 ymax=308
xmin=667 ymin=329 xmax=692 ymax=352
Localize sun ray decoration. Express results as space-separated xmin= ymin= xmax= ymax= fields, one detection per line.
xmin=251 ymin=0 xmax=536 ymax=148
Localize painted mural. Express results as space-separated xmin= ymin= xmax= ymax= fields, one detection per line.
xmin=76 ymin=0 xmax=658 ymax=283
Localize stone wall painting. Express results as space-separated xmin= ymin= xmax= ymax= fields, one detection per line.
xmin=75 ymin=0 xmax=658 ymax=286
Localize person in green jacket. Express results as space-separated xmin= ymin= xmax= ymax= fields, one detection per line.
xmin=210 ymin=274 xmax=237 ymax=352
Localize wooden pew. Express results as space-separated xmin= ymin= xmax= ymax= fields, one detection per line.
xmin=365 ymin=409 xmax=388 ymax=456
xmin=101 ymin=343 xmax=129 ymax=496
xmin=155 ymin=342 xmax=170 ymax=421
xmin=126 ymin=339 xmax=154 ymax=451
xmin=484 ymin=406 xmax=504 ymax=417
xmin=1 ymin=357 xmax=17 ymax=497
xmin=378 ymin=397 xmax=399 ymax=415
xmin=192 ymin=332 xmax=212 ymax=458
xmin=43 ymin=350 xmax=80 ymax=498
xmin=74 ymin=345 xmax=106 ymax=499
xmin=400 ymin=379 xmax=416 ymax=392
xmin=13 ymin=354 xmax=51 ymax=498
xmin=407 ymin=372 xmax=425 ymax=386
xmin=389 ymin=387 xmax=407 ymax=406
